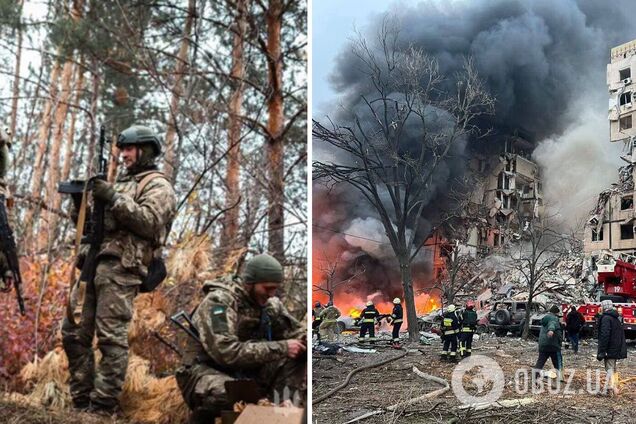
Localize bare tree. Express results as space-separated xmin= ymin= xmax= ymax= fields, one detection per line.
xmin=313 ymin=20 xmax=495 ymax=340
xmin=505 ymin=211 xmax=578 ymax=339
xmin=312 ymin=256 xmax=365 ymax=305
xmin=437 ymin=242 xmax=480 ymax=305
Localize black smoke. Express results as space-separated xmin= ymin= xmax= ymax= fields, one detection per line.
xmin=314 ymin=0 xmax=636 ymax=302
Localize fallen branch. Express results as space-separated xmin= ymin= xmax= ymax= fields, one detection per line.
xmin=343 ymin=366 xmax=449 ymax=424
xmin=312 ymin=349 xmax=408 ymax=405
xmin=458 ymin=397 xmax=536 ymax=411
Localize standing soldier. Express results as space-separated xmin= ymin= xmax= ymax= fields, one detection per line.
xmin=441 ymin=304 xmax=461 ymax=362
xmin=358 ymin=300 xmax=379 ymax=344
xmin=318 ymin=302 xmax=341 ymax=342
xmin=176 ymin=254 xmax=306 ymax=423
xmin=62 ymin=125 xmax=176 ymax=414
xmin=459 ymin=300 xmax=477 ymax=357
xmin=390 ymin=298 xmax=403 ymax=349
xmin=0 ymin=127 xmax=15 ymax=293
xmin=312 ymin=301 xmax=324 ymax=341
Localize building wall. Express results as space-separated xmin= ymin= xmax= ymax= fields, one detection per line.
xmin=608 ymin=39 xmax=636 ymax=142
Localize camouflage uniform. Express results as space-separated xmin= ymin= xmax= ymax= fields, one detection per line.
xmin=0 ymin=128 xmax=13 ymax=288
xmin=176 ymin=275 xmax=306 ymax=422
xmin=62 ymin=161 xmax=176 ymax=409
xmin=319 ymin=305 xmax=341 ymax=342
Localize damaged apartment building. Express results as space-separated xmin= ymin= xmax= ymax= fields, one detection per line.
xmin=427 ymin=133 xmax=544 ymax=263
xmin=586 ymin=39 xmax=636 ymax=259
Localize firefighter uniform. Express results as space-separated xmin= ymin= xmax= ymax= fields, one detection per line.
xmin=391 ymin=298 xmax=403 ymax=348
xmin=312 ymin=302 xmax=324 ymax=341
xmin=459 ymin=302 xmax=478 ymax=357
xmin=441 ymin=305 xmax=461 ymax=361
xmin=359 ymin=302 xmax=379 ymax=343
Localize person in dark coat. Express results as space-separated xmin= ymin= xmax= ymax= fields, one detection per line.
xmin=597 ymin=299 xmax=627 ymax=395
xmin=565 ymin=305 xmax=585 ymax=353
xmin=533 ymin=305 xmax=563 ymax=380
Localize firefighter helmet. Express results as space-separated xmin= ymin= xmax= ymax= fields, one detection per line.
xmin=315 ymin=301 xmax=321 ymax=308
xmin=466 ymin=300 xmax=475 ymax=309
xmin=393 ymin=298 xmax=400 ymax=304
xmin=447 ymin=304 xmax=456 ymax=312
xmin=366 ymin=301 xmax=373 ymax=306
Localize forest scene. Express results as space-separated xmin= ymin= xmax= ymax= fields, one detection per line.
xmin=0 ymin=0 xmax=307 ymax=422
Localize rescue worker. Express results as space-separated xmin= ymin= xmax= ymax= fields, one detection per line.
xmin=359 ymin=300 xmax=379 ymax=344
xmin=459 ymin=300 xmax=477 ymax=357
xmin=312 ymin=301 xmax=324 ymax=341
xmin=597 ymin=299 xmax=627 ymax=395
xmin=318 ymin=302 xmax=341 ymax=342
xmin=390 ymin=298 xmax=403 ymax=348
xmin=176 ymin=254 xmax=306 ymax=423
xmin=62 ymin=125 xmax=176 ymax=414
xmin=441 ymin=304 xmax=461 ymax=362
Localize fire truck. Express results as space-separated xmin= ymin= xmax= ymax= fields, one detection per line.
xmin=566 ymin=254 xmax=636 ymax=337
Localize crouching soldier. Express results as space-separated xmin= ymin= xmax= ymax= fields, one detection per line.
xmin=176 ymin=254 xmax=307 ymax=423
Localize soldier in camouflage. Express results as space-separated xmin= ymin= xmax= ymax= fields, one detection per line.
xmin=176 ymin=254 xmax=307 ymax=423
xmin=62 ymin=125 xmax=176 ymax=413
xmin=0 ymin=127 xmax=14 ymax=292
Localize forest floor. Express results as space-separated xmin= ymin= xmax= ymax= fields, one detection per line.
xmin=0 ymin=399 xmax=130 ymax=424
xmin=312 ymin=330 xmax=636 ymax=424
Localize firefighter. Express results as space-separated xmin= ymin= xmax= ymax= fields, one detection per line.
xmin=441 ymin=304 xmax=461 ymax=362
xmin=459 ymin=300 xmax=477 ymax=357
xmin=312 ymin=301 xmax=324 ymax=342
xmin=319 ymin=302 xmax=341 ymax=342
xmin=359 ymin=301 xmax=379 ymax=344
xmin=390 ymin=298 xmax=403 ymax=349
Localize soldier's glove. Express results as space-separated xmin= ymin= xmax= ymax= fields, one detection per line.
xmin=92 ymin=179 xmax=116 ymax=203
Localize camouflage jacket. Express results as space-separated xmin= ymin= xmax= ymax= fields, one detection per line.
xmin=183 ymin=277 xmax=301 ymax=371
xmin=98 ymin=169 xmax=176 ymax=281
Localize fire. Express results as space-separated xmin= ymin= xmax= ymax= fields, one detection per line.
xmin=348 ymin=308 xmax=361 ymax=319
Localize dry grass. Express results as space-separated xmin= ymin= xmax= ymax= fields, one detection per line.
xmin=166 ymin=235 xmax=211 ymax=285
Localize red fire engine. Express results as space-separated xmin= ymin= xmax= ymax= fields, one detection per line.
xmin=565 ymin=256 xmax=636 ymax=336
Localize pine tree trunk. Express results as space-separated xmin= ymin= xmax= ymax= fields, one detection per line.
xmin=38 ymin=60 xmax=76 ymax=250
xmin=265 ymin=0 xmax=285 ymax=262
xmin=22 ymin=61 xmax=61 ymax=246
xmin=9 ymin=0 xmax=24 ymax=140
xmin=218 ymin=0 xmax=247 ymax=271
xmin=163 ymin=0 xmax=196 ymax=182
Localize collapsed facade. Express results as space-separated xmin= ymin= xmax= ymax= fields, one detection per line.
xmin=585 ymin=39 xmax=636 ymax=259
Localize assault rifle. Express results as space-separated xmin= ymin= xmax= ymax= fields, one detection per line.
xmin=0 ymin=195 xmax=24 ymax=315
xmin=58 ymin=126 xmax=108 ymax=324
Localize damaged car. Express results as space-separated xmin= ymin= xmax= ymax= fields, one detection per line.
xmin=488 ymin=300 xmax=546 ymax=336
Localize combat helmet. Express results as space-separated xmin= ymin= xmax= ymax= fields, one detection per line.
xmin=117 ymin=125 xmax=162 ymax=156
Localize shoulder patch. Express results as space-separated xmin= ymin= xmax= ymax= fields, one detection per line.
xmin=210 ymin=304 xmax=229 ymax=333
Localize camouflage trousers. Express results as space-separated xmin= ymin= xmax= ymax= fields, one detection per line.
xmin=176 ymin=357 xmax=306 ymax=423
xmin=319 ymin=321 xmax=339 ymax=342
xmin=61 ymin=257 xmax=139 ymax=408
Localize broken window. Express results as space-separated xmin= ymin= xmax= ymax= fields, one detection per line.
xmin=497 ymin=173 xmax=503 ymax=189
xmin=592 ymin=227 xmax=604 ymax=242
xmin=493 ymin=233 xmax=500 ymax=247
xmin=621 ymin=196 xmax=634 ymax=210
xmin=621 ymin=223 xmax=634 ymax=240
xmin=620 ymin=68 xmax=631 ymax=81
xmin=620 ymin=92 xmax=632 ymax=106
xmin=620 ymin=115 xmax=633 ymax=130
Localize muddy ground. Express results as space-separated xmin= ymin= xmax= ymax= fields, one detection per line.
xmin=312 ymin=330 xmax=636 ymax=424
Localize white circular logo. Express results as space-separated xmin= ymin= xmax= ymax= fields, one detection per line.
xmin=451 ymin=354 xmax=505 ymax=406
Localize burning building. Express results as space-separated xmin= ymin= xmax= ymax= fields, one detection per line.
xmin=585 ymin=39 xmax=636 ymax=258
